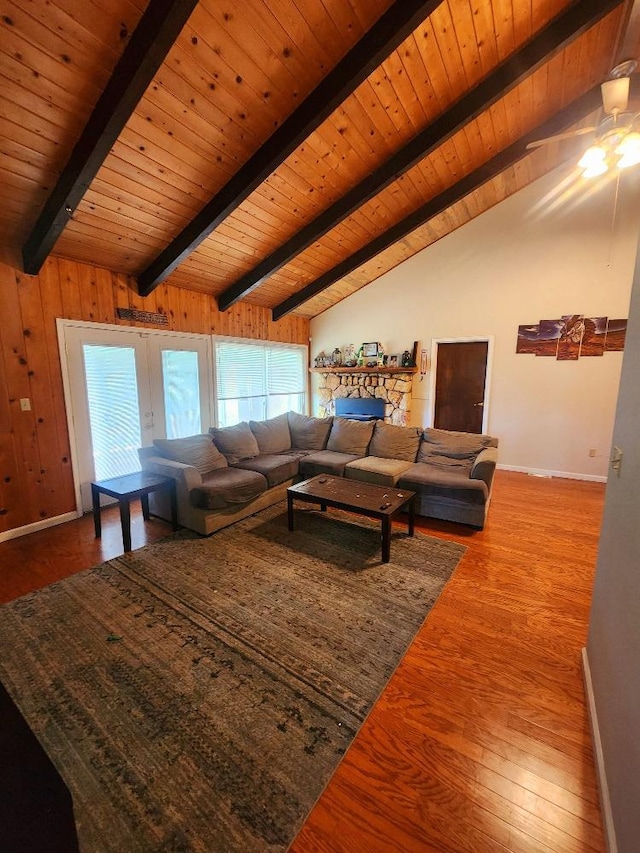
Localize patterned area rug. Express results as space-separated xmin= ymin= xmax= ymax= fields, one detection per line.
xmin=0 ymin=504 xmax=465 ymax=852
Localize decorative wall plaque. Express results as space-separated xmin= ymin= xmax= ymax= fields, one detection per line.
xmin=116 ymin=307 xmax=168 ymax=325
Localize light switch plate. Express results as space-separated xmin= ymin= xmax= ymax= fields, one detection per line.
xmin=20 ymin=398 xmax=31 ymax=411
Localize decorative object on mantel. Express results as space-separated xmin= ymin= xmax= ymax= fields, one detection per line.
xmin=419 ymin=348 xmax=428 ymax=380
xmin=344 ymin=344 xmax=357 ymax=367
xmin=388 ymin=354 xmax=399 ymax=367
xmin=401 ymin=350 xmax=412 ymax=367
xmin=116 ymin=307 xmax=168 ymax=325
xmin=516 ymin=315 xmax=627 ymax=359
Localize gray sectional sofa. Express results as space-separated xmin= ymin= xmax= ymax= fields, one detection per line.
xmin=138 ymin=411 xmax=498 ymax=535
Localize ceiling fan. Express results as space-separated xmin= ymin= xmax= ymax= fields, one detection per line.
xmin=526 ymin=60 xmax=640 ymax=177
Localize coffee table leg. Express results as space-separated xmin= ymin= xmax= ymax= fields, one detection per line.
xmin=381 ymin=516 xmax=391 ymax=563
xmin=408 ymin=498 xmax=415 ymax=537
xmin=287 ymin=494 xmax=294 ymax=531
xmin=91 ymin=484 xmax=101 ymax=539
xmin=119 ymin=499 xmax=132 ymax=552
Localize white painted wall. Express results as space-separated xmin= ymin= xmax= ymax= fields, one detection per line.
xmin=310 ymin=166 xmax=640 ymax=479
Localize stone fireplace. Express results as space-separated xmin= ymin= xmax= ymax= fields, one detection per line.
xmin=315 ymin=369 xmax=415 ymax=426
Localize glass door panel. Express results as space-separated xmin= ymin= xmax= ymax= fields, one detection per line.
xmin=149 ymin=337 xmax=213 ymax=438
xmin=82 ymin=344 xmax=144 ymax=480
xmin=161 ymin=349 xmax=201 ymax=438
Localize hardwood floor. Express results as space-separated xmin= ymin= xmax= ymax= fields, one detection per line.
xmin=0 ymin=471 xmax=606 ymax=852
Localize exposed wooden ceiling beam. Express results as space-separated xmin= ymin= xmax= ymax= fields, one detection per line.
xmin=21 ymin=0 xmax=199 ymax=276
xmin=272 ymin=86 xmax=605 ymax=320
xmin=219 ymin=0 xmax=624 ymax=312
xmin=137 ymin=0 xmax=443 ymax=296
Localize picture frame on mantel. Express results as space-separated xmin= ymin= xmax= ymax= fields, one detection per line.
xmin=362 ymin=342 xmax=378 ymax=358
xmin=388 ymin=354 xmax=399 ymax=367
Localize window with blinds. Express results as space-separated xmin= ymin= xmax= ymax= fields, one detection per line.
xmin=213 ymin=338 xmax=307 ymax=427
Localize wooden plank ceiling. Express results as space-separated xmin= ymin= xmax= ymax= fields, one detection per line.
xmin=1 ymin=0 xmax=637 ymax=320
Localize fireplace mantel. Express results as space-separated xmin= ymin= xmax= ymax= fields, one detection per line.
xmin=310 ymin=366 xmax=417 ymax=375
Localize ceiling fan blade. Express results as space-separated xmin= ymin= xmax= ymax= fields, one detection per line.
xmin=525 ymin=126 xmax=597 ymax=150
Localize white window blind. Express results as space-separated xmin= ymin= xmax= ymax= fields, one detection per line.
xmin=213 ymin=339 xmax=307 ymax=426
xmin=83 ymin=344 xmax=142 ymax=479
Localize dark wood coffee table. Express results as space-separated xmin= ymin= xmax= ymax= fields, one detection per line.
xmin=287 ymin=475 xmax=415 ymax=563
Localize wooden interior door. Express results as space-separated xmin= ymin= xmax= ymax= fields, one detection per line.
xmin=433 ymin=341 xmax=488 ymax=433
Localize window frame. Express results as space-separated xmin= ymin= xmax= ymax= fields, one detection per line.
xmin=212 ymin=335 xmax=309 ymax=427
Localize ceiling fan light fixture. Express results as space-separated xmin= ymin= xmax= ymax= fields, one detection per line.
xmin=615 ymin=130 xmax=640 ymax=168
xmin=578 ymin=144 xmax=607 ymax=170
xmin=601 ymin=77 xmax=630 ymax=115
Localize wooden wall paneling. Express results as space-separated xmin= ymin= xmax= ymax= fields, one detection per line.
xmin=15 ymin=268 xmax=73 ymax=520
xmin=38 ymin=260 xmax=74 ymax=484
xmin=163 ymin=281 xmax=184 ymax=331
xmin=54 ymin=258 xmax=85 ymax=321
xmin=127 ymin=272 xmax=154 ymax=317
xmin=0 ymin=265 xmax=42 ymax=528
xmin=153 ymin=281 xmax=172 ymax=328
xmin=93 ymin=265 xmax=117 ymax=326
xmin=0 ymin=305 xmax=26 ymax=532
xmin=77 ymin=262 xmax=100 ymax=322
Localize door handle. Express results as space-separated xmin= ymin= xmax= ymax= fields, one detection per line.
xmin=473 ymin=402 xmax=484 ymax=407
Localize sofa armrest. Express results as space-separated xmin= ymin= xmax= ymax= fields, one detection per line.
xmin=470 ymin=447 xmax=498 ymax=491
xmin=140 ymin=455 xmax=203 ymax=492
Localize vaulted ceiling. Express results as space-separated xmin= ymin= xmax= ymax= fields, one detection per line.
xmin=2 ymin=0 xmax=639 ymax=320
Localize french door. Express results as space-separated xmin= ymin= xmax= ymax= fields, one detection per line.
xmin=59 ymin=321 xmax=213 ymax=512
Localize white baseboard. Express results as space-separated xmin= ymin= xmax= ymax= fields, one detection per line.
xmin=0 ymin=511 xmax=79 ymax=544
xmin=582 ymin=647 xmax=617 ymax=853
xmin=497 ymin=464 xmax=607 ymax=483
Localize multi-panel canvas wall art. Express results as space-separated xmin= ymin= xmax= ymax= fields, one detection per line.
xmin=516 ymin=316 xmax=627 ymax=359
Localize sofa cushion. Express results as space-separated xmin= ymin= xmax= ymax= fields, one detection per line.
xmin=287 ymin=411 xmax=333 ymax=450
xmin=369 ymin=421 xmax=421 ymax=462
xmin=209 ymin=421 xmax=260 ymax=464
xmin=326 ymin=417 xmax=375 ymax=456
xmin=299 ymin=450 xmax=362 ymax=478
xmin=418 ymin=428 xmax=494 ymax=462
xmin=189 ymin=467 xmax=267 ymax=510
xmin=398 ymin=463 xmax=488 ymax=505
xmin=232 ymin=454 xmax=299 ymax=488
xmin=249 ymin=413 xmax=291 ymax=454
xmin=345 ymin=456 xmax=413 ymax=487
xmin=153 ymin=434 xmax=227 ymax=475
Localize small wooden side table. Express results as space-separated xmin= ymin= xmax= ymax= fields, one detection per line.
xmin=91 ymin=471 xmax=178 ymax=553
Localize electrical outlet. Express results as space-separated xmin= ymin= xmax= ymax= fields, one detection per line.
xmin=588 ymin=448 xmax=597 ymax=457
xmin=19 ymin=398 xmax=31 ymax=412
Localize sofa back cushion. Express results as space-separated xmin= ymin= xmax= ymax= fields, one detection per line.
xmin=326 ymin=417 xmax=375 ymax=456
xmin=288 ymin=411 xmax=333 ymax=450
xmin=369 ymin=421 xmax=421 ymax=462
xmin=209 ymin=422 xmax=260 ymax=464
xmin=249 ymin=413 xmax=292 ymax=454
xmin=153 ymin=434 xmax=228 ymax=474
xmin=418 ymin=428 xmax=495 ymax=462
